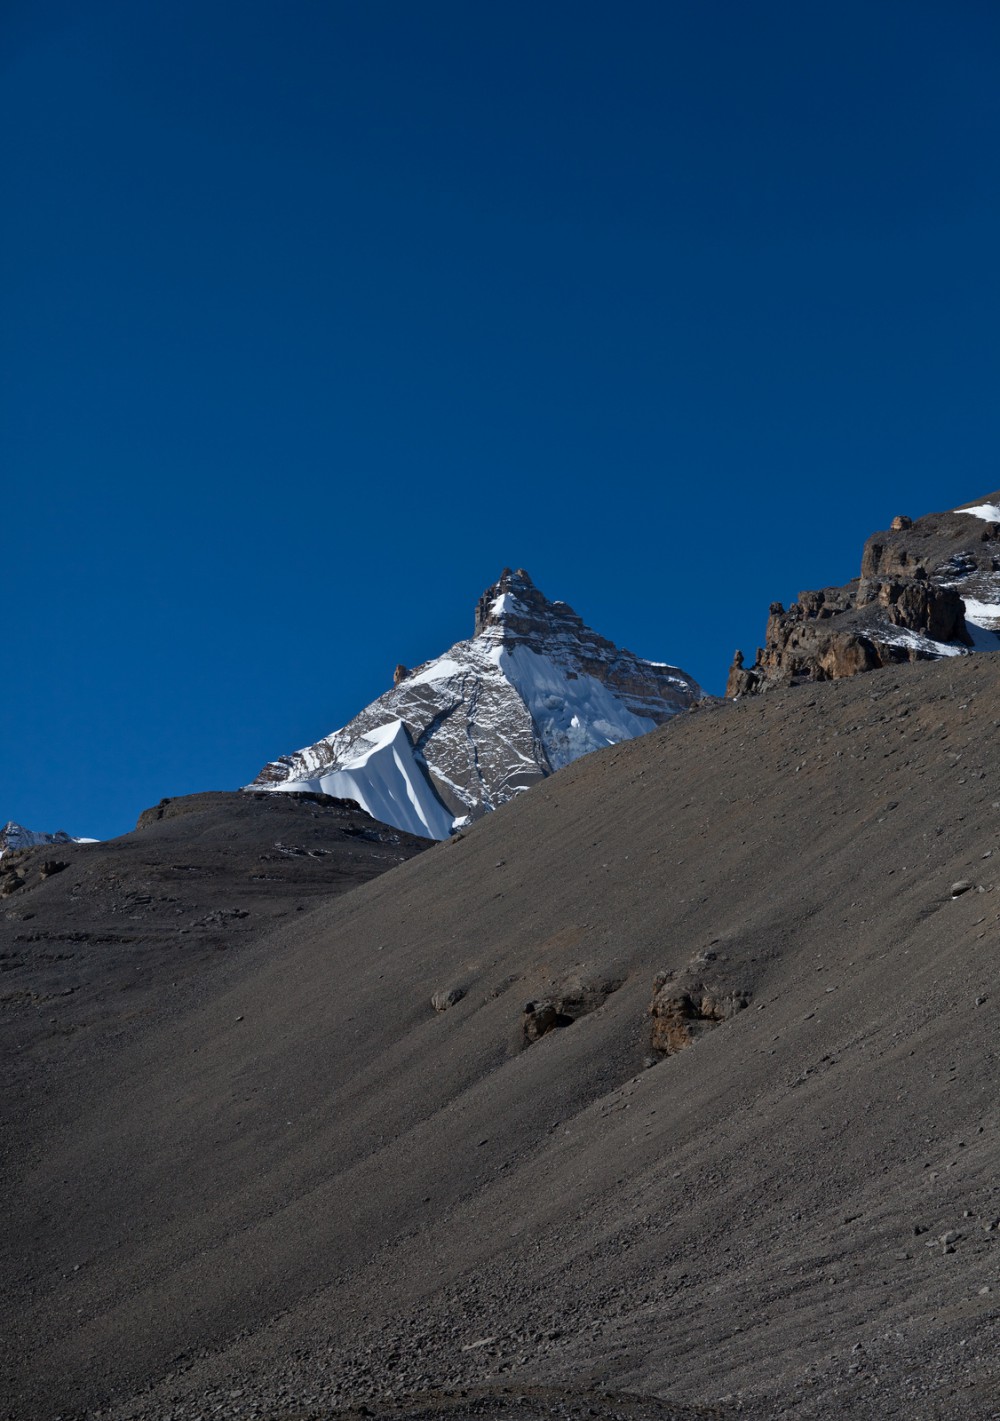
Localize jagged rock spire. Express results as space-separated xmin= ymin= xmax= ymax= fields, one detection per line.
xmin=474 ymin=568 xmax=538 ymax=635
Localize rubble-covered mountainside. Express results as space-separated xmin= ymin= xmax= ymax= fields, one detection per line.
xmin=0 ymin=820 xmax=96 ymax=859
xmin=250 ymin=568 xmax=701 ymax=839
xmin=0 ymin=791 xmax=429 ymax=1072
xmin=728 ymin=493 xmax=1000 ymax=695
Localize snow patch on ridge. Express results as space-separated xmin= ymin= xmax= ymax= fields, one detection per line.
xmin=268 ymin=720 xmax=453 ymax=841
xmin=958 ymin=596 xmax=1000 ymax=633
xmin=876 ymin=628 xmax=967 ymax=659
xmin=938 ymin=581 xmax=1000 ymax=646
xmin=407 ymin=657 xmax=464 ymax=687
xmin=958 ymin=502 xmax=1000 ymax=524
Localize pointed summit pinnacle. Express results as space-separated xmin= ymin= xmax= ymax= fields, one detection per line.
xmin=474 ymin=568 xmax=540 ymax=636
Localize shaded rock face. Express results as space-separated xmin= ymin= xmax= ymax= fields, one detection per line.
xmin=251 ymin=569 xmax=701 ymax=838
xmin=728 ymin=495 xmax=1000 ymax=695
xmin=855 ymin=576 xmax=968 ymax=642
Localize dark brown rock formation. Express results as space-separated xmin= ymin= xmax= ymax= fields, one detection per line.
xmin=728 ymin=493 xmax=1000 ymax=695
xmin=0 ymin=868 xmax=25 ymax=898
xmin=521 ymin=968 xmax=625 ymax=1047
xmin=522 ymin=1000 xmax=570 ymax=1043
xmin=648 ymin=963 xmax=750 ymax=1057
xmin=855 ymin=576 xmax=968 ymax=643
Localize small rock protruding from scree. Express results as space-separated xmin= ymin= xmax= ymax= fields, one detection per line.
xmin=431 ymin=987 xmax=465 ymax=1012
xmin=649 ymin=981 xmax=750 ymax=1056
xmin=522 ymin=1001 xmax=566 ymax=1043
xmin=648 ymin=952 xmax=752 ymax=1057
xmin=891 ymin=514 xmax=913 ymax=531
xmin=393 ymin=663 xmax=409 ymax=686
xmin=39 ymin=860 xmax=68 ymax=879
xmin=951 ymin=880 xmax=974 ymax=897
xmin=520 ymin=969 xmax=626 ymax=1047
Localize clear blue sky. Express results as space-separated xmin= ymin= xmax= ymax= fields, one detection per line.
xmin=3 ymin=1 xmax=999 ymax=840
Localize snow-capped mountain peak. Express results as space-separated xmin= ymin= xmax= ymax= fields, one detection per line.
xmin=249 ymin=569 xmax=701 ymax=839
xmin=0 ymin=822 xmax=97 ymax=859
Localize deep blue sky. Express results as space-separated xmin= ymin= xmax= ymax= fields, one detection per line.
xmin=3 ymin=1 xmax=999 ymax=840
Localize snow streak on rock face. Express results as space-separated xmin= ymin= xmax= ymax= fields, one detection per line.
xmin=250 ymin=569 xmax=701 ymax=839
xmin=0 ymin=822 xmax=97 ymax=859
xmin=946 ymin=497 xmax=1000 ymax=640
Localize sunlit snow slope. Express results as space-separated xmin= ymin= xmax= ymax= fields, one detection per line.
xmin=249 ymin=569 xmax=701 ymax=839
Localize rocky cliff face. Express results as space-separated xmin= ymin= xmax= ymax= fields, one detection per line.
xmin=250 ymin=568 xmax=701 ymax=838
xmin=727 ymin=494 xmax=1000 ymax=696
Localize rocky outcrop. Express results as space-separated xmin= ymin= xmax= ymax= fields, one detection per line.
xmin=522 ymin=1000 xmax=573 ymax=1043
xmin=1 ymin=854 xmax=69 ymax=895
xmin=0 ymin=864 xmax=25 ymax=897
xmin=521 ymin=968 xmax=625 ymax=1047
xmin=728 ymin=495 xmax=1000 ymax=695
xmin=648 ymin=961 xmax=750 ymax=1057
xmin=854 ymin=575 xmax=968 ymax=642
xmin=431 ymin=987 xmax=465 ymax=1012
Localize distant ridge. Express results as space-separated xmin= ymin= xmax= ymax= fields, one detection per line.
xmin=0 ymin=820 xmax=96 ymax=859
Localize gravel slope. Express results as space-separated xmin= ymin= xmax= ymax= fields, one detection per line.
xmin=3 ymin=660 xmax=1000 ymax=1420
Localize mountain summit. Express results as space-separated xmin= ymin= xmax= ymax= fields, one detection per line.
xmin=0 ymin=821 xmax=96 ymax=859
xmin=250 ymin=568 xmax=701 ymax=838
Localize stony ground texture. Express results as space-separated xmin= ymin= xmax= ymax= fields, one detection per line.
xmin=0 ymin=789 xmax=428 ymax=1089
xmin=3 ymin=660 xmax=1000 ymax=1420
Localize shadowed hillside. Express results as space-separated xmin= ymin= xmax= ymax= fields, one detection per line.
xmin=0 ymin=790 xmax=429 ymax=1099
xmin=3 ymin=658 xmax=1000 ymax=1419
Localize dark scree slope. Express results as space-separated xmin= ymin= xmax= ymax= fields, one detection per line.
xmin=2 ymin=658 xmax=1000 ymax=1420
